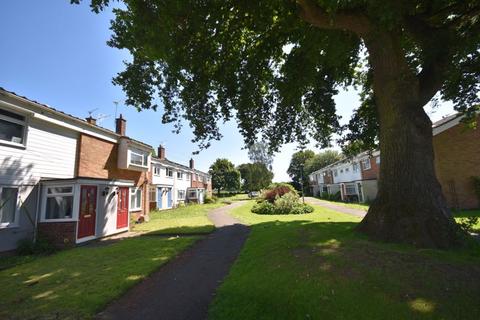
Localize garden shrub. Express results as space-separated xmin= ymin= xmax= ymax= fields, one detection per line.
xmin=252 ymin=188 xmax=313 ymax=215
xmin=17 ymin=237 xmax=56 ymax=256
xmin=204 ymin=195 xmax=217 ymax=204
xmin=263 ymin=183 xmax=298 ymax=203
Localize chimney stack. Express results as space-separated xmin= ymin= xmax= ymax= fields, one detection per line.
xmin=115 ymin=114 xmax=126 ymax=136
xmin=86 ymin=116 xmax=97 ymax=125
xmin=158 ymin=145 xmax=166 ymax=160
xmin=189 ymin=158 xmax=194 ymax=169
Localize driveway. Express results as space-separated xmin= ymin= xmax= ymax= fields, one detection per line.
xmin=305 ymin=197 xmax=367 ymax=218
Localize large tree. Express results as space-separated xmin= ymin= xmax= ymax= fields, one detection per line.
xmin=305 ymin=150 xmax=342 ymax=174
xmin=238 ymin=163 xmax=274 ymax=192
xmin=76 ymin=0 xmax=480 ymax=247
xmin=248 ymin=142 xmax=274 ymax=171
xmin=287 ymin=150 xmax=315 ymax=191
xmin=209 ymin=159 xmax=241 ymax=196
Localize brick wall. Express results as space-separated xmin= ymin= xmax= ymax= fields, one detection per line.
xmin=38 ymin=222 xmax=76 ymax=248
xmin=433 ymin=118 xmax=480 ymax=209
xmin=361 ymin=157 xmax=380 ymax=180
xmin=76 ymin=133 xmax=150 ymax=217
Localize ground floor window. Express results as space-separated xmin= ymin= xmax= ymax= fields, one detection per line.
xmin=188 ymin=189 xmax=197 ymax=199
xmin=0 ymin=187 xmax=18 ymax=226
xmin=130 ymin=187 xmax=142 ymax=211
xmin=149 ymin=186 xmax=157 ymax=202
xmin=178 ymin=189 xmax=186 ymax=200
xmin=45 ymin=186 xmax=74 ymax=220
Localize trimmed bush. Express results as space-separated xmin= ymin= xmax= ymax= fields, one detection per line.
xmin=17 ymin=237 xmax=56 ymax=256
xmin=262 ymin=183 xmax=298 ymax=203
xmin=252 ymin=189 xmax=313 ymax=215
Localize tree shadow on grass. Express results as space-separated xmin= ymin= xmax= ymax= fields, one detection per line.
xmin=211 ymin=219 xmax=480 ymax=320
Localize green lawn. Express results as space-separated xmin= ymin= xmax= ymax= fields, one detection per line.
xmin=454 ymin=209 xmax=480 ymax=232
xmin=313 ymin=197 xmax=370 ymax=211
xmin=209 ymin=201 xmax=480 ymax=320
xmin=0 ymin=236 xmax=196 ymax=319
xmin=132 ymin=202 xmax=224 ymax=235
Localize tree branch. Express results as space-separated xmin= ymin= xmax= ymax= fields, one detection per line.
xmin=296 ymin=0 xmax=372 ymax=37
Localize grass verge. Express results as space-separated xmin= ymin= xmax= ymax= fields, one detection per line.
xmin=0 ymin=236 xmax=196 ymax=319
xmin=209 ymin=201 xmax=480 ymax=320
xmin=132 ymin=202 xmax=224 ymax=235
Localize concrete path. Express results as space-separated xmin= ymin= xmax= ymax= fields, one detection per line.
xmin=97 ymin=202 xmax=249 ymax=320
xmin=305 ymin=197 xmax=367 ymax=218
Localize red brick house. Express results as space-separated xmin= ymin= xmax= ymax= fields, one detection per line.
xmin=433 ymin=114 xmax=480 ymax=209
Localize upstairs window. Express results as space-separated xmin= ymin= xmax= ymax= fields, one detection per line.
xmin=0 ymin=187 xmax=19 ymax=227
xmin=45 ymin=186 xmax=73 ymax=220
xmin=153 ymin=165 xmax=161 ymax=176
xmin=334 ymin=170 xmax=338 ymax=177
xmin=130 ymin=150 xmax=148 ymax=167
xmin=186 ymin=173 xmax=190 ymax=180
xmin=166 ymin=168 xmax=173 ymax=178
xmin=361 ymin=159 xmax=371 ymax=170
xmin=0 ymin=108 xmax=26 ymax=146
xmin=353 ymin=163 xmax=359 ymax=172
xmin=177 ymin=171 xmax=183 ymax=180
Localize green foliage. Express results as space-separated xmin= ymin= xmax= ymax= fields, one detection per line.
xmin=16 ymin=237 xmax=56 ymax=256
xmin=253 ymin=186 xmax=312 ymax=215
xmin=262 ymin=183 xmax=297 ymax=203
xmin=458 ymin=216 xmax=480 ymax=234
xmin=204 ymin=195 xmax=217 ymax=204
xmin=305 ymin=150 xmax=342 ymax=174
xmin=209 ymin=158 xmax=241 ymax=195
xmin=237 ymin=162 xmax=273 ymax=192
xmin=247 ymin=142 xmax=273 ymax=170
xmin=287 ymin=150 xmax=315 ymax=191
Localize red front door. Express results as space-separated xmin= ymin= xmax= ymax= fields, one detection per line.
xmin=117 ymin=187 xmax=129 ymax=229
xmin=78 ymin=185 xmax=97 ymax=239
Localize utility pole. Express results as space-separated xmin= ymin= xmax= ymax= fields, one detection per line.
xmin=300 ymin=162 xmax=305 ymax=204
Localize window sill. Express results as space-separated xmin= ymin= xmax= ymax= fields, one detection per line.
xmin=40 ymin=218 xmax=75 ymax=223
xmin=129 ymin=209 xmax=142 ymax=212
xmin=0 ymin=223 xmax=19 ymax=229
xmin=0 ymin=140 xmax=26 ymax=149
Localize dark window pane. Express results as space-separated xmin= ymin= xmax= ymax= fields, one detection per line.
xmin=0 ymin=188 xmax=18 ymax=223
xmin=0 ymin=118 xmax=24 ymax=144
xmin=0 ymin=109 xmax=25 ymax=121
xmin=46 ymin=196 xmax=73 ymax=219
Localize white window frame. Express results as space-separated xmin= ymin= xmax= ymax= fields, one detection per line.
xmin=149 ymin=186 xmax=157 ymax=203
xmin=0 ymin=186 xmax=20 ymax=228
xmin=43 ymin=185 xmax=75 ymax=222
xmin=334 ymin=169 xmax=338 ymax=177
xmin=186 ymin=173 xmax=190 ymax=180
xmin=166 ymin=168 xmax=173 ymax=178
xmin=178 ymin=189 xmax=186 ymax=200
xmin=129 ymin=149 xmax=148 ymax=167
xmin=362 ymin=159 xmax=371 ymax=170
xmin=177 ymin=171 xmax=183 ymax=180
xmin=0 ymin=107 xmax=28 ymax=148
xmin=353 ymin=163 xmax=359 ymax=172
xmin=153 ymin=165 xmax=161 ymax=176
xmin=129 ymin=187 xmax=142 ymax=211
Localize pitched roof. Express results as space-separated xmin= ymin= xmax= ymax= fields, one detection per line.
xmin=151 ymin=156 xmax=210 ymax=176
xmin=431 ymin=113 xmax=462 ymax=129
xmin=0 ymin=86 xmax=152 ymax=149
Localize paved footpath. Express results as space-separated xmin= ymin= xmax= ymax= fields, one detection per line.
xmin=97 ymin=202 xmax=249 ymax=320
xmin=305 ymin=197 xmax=367 ymax=218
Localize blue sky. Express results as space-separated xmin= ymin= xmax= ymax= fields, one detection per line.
xmin=0 ymin=1 xmax=454 ymax=181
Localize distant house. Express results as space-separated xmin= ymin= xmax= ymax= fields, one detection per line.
xmin=309 ymin=113 xmax=480 ymax=209
xmin=149 ymin=145 xmax=212 ymax=210
xmin=309 ymin=151 xmax=379 ymax=203
xmin=0 ymin=88 xmax=151 ymax=251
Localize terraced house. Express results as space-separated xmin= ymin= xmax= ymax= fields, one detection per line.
xmin=310 ymin=113 xmax=480 ymax=209
xmin=149 ymin=145 xmax=212 ymax=211
xmin=0 ymin=88 xmax=155 ymax=251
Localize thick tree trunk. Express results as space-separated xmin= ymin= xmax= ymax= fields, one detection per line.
xmin=357 ymin=35 xmax=463 ymax=248
xmin=356 ymin=102 xmax=462 ymax=248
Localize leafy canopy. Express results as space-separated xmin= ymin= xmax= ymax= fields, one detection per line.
xmin=287 ymin=150 xmax=315 ymax=191
xmin=237 ymin=163 xmax=274 ymax=192
xmin=75 ymin=0 xmax=480 ymax=151
xmin=209 ymin=158 xmax=241 ymax=193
